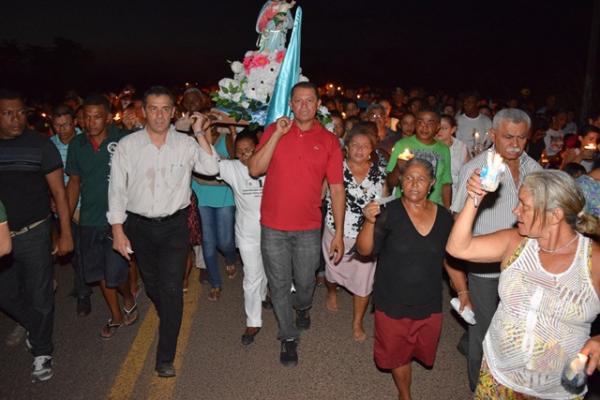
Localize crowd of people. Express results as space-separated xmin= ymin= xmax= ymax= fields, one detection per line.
xmin=1 ymin=81 xmax=600 ymax=399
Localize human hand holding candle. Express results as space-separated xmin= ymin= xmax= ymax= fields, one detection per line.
xmin=479 ymin=150 xmax=506 ymax=192
xmin=561 ymin=353 xmax=588 ymax=394
xmin=582 ymin=143 xmax=598 ymax=160
xmin=397 ymin=148 xmax=414 ymax=161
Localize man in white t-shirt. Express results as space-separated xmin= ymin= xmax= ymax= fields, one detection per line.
xmin=456 ymin=93 xmax=492 ymax=153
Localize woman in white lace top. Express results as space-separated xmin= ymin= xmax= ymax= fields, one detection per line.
xmin=447 ymin=169 xmax=600 ymax=399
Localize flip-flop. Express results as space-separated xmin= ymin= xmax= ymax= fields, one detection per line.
xmin=100 ymin=319 xmax=122 ymax=340
xmin=123 ymin=303 xmax=139 ymax=326
xmin=208 ymin=287 xmax=221 ymax=302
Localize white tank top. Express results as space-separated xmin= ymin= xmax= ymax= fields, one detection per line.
xmin=484 ymin=234 xmax=600 ymax=399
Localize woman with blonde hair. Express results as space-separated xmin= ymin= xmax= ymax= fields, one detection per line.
xmin=447 ymin=169 xmax=600 ymax=399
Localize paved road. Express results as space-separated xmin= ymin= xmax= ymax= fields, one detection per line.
xmin=1 ymin=259 xmax=599 ymax=400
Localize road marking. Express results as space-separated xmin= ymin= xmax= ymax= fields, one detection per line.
xmin=107 ymin=305 xmax=158 ymax=399
xmin=107 ymin=270 xmax=202 ymax=400
xmin=148 ymin=271 xmax=202 ymax=400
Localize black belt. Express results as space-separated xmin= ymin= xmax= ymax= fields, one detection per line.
xmin=128 ymin=207 xmax=188 ymax=223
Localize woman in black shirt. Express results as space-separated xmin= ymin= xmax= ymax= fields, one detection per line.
xmin=357 ymin=158 xmax=454 ymax=400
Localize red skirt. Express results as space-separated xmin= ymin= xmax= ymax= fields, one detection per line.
xmin=374 ymin=310 xmax=442 ymax=370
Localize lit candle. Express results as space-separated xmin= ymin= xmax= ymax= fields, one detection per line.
xmin=41 ymin=112 xmax=47 ymax=118
xmin=398 ymin=148 xmax=414 ymax=161
xmin=113 ymin=112 xmax=121 ymax=121
xmin=474 ymin=131 xmax=480 ymax=141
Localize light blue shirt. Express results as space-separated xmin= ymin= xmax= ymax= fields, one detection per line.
xmin=50 ymin=132 xmax=82 ymax=208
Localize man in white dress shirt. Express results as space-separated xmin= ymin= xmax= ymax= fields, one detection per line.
xmin=107 ymin=86 xmax=219 ymax=378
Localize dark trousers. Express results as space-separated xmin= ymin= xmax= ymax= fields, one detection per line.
xmin=0 ymin=219 xmax=54 ymax=356
xmin=126 ymin=212 xmax=189 ymax=366
xmin=467 ymin=274 xmax=500 ymax=391
xmin=68 ymin=221 xmax=92 ymax=299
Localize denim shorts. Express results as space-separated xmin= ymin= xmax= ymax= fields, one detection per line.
xmin=79 ymin=226 xmax=129 ymax=288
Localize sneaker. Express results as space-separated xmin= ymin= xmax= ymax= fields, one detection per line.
xmin=295 ymin=309 xmax=311 ymax=330
xmin=5 ymin=324 xmax=26 ymax=347
xmin=155 ymin=362 xmax=176 ymax=378
xmin=280 ymin=339 xmax=298 ymax=367
xmin=32 ymin=355 xmax=53 ymax=382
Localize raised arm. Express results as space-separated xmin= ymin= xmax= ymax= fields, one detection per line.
xmin=189 ymin=113 xmax=220 ymax=176
xmin=248 ymin=117 xmax=291 ymax=177
xmin=445 ymin=169 xmax=519 ymax=263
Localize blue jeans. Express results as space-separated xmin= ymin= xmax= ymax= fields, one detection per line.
xmin=0 ymin=219 xmax=54 ymax=356
xmin=261 ymin=226 xmax=321 ymax=341
xmin=198 ymin=206 xmax=236 ymax=288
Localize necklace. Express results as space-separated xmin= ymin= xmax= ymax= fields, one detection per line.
xmin=538 ymin=233 xmax=579 ymax=253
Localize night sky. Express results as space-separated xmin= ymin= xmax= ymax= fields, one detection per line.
xmin=0 ymin=1 xmax=597 ymax=100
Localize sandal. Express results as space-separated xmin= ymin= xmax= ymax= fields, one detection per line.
xmin=100 ymin=319 xmax=122 ymax=340
xmin=123 ymin=303 xmax=139 ymax=326
xmin=225 ymin=265 xmax=237 ymax=280
xmin=207 ymin=287 xmax=221 ymax=302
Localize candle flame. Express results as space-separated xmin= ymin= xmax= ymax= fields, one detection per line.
xmin=398 ymin=148 xmax=414 ymax=161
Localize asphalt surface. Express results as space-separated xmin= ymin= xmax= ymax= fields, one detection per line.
xmin=1 ymin=257 xmax=599 ymax=400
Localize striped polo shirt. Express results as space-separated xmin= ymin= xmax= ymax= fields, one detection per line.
xmin=450 ymin=148 xmax=541 ymax=278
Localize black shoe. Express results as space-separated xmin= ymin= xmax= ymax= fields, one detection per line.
xmin=295 ymin=309 xmax=311 ymax=330
xmin=241 ymin=327 xmax=261 ymax=345
xmin=262 ymin=296 xmax=273 ymax=310
xmin=280 ymin=339 xmax=298 ymax=367
xmin=77 ymin=296 xmax=91 ymax=317
xmin=155 ymin=362 xmax=176 ymax=378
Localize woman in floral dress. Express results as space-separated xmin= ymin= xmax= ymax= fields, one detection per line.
xmin=322 ymin=124 xmax=387 ymax=341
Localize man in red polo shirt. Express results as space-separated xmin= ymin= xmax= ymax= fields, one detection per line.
xmin=249 ymin=82 xmax=345 ymax=367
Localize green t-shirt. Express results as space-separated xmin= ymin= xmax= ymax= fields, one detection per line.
xmin=386 ymin=135 xmax=452 ymax=206
xmin=65 ymin=130 xmax=127 ymax=226
xmin=0 ymin=200 xmax=6 ymax=223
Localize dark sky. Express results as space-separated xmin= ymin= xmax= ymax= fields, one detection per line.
xmin=0 ymin=1 xmax=597 ymax=100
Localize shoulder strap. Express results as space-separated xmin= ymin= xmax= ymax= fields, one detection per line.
xmin=501 ymin=237 xmax=529 ymax=271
